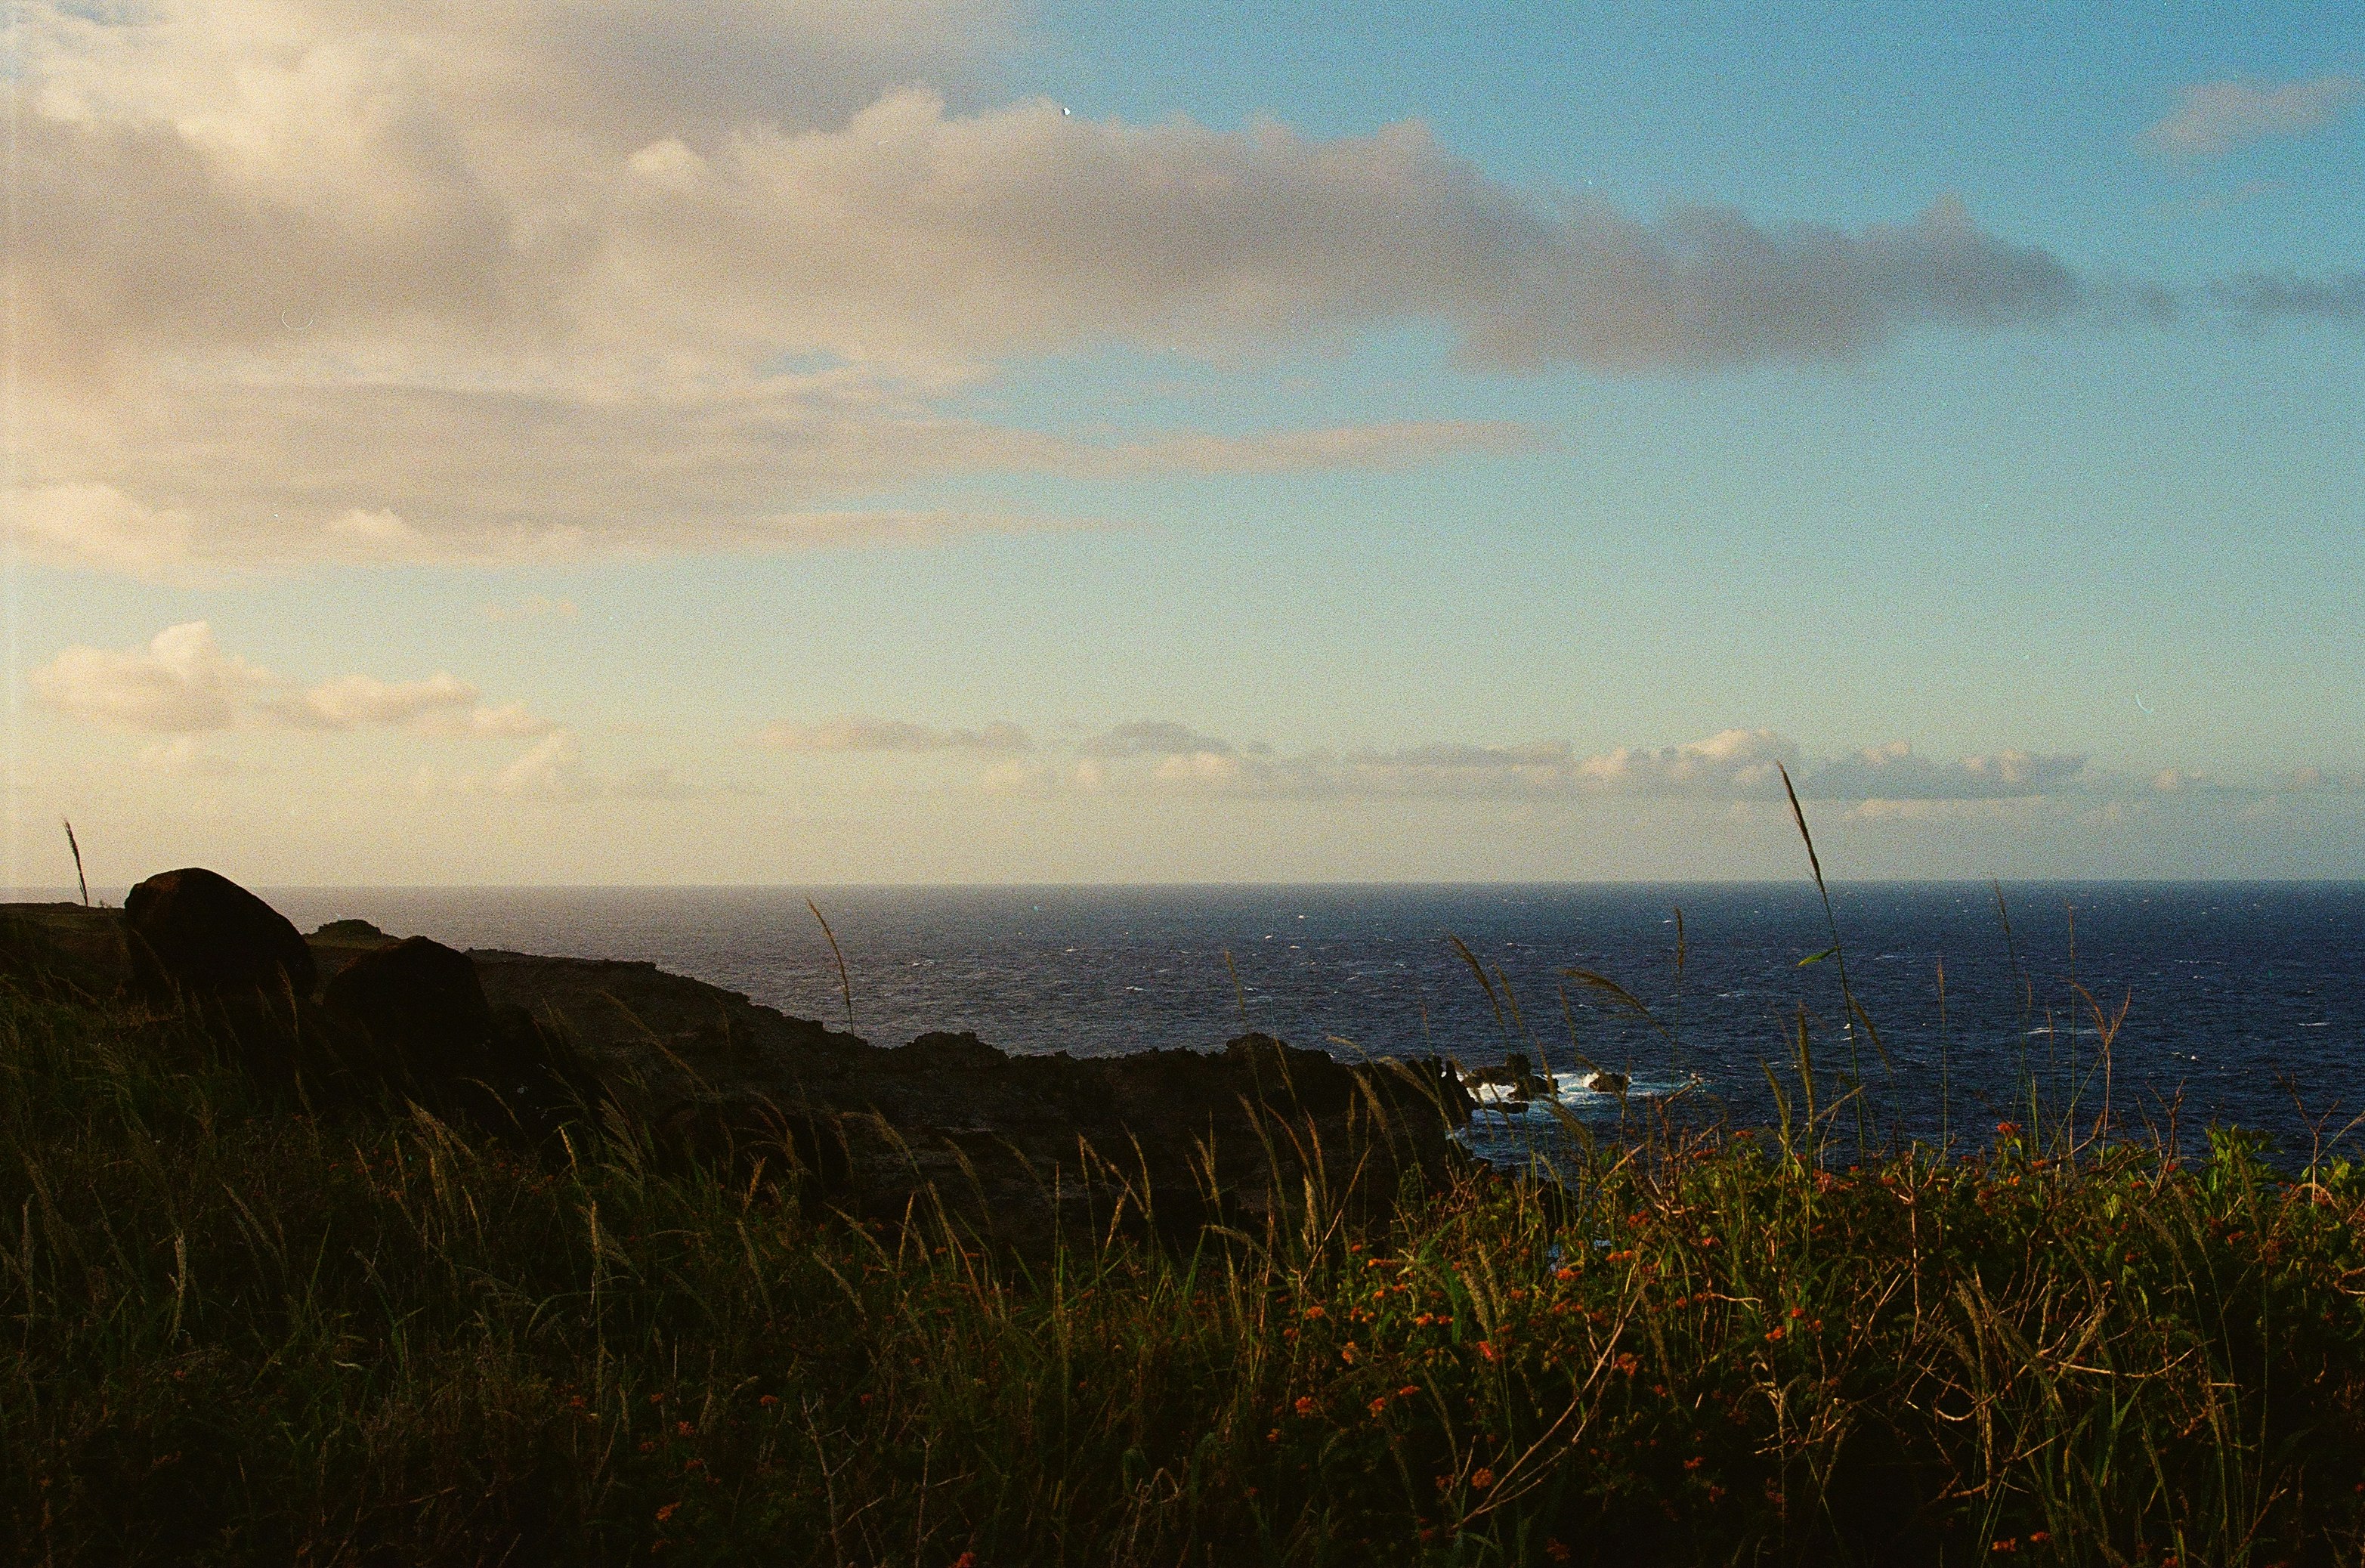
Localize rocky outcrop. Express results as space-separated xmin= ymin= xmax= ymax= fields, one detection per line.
xmin=1464 ymin=1050 xmax=1554 ymax=1100
xmin=6 ymin=875 xmax=1479 ymax=1253
xmin=125 ymin=868 xmax=317 ymax=1002
xmin=456 ymin=946 xmax=1473 ymax=1250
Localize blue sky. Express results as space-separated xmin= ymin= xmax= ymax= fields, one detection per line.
xmin=8 ymin=0 xmax=2363 ymax=885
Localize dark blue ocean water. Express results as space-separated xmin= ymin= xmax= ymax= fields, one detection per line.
xmin=245 ymin=883 xmax=2365 ymax=1158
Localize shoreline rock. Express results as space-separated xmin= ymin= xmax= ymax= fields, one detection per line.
xmin=2 ymin=879 xmax=1476 ymax=1253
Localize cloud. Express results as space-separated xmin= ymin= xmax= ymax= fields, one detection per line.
xmin=30 ymin=621 xmax=267 ymax=733
xmin=493 ymin=733 xmax=584 ymax=797
xmin=1843 ymin=796 xmax=2048 ymax=825
xmin=913 ymin=723 xmax=2094 ymax=804
xmin=31 ymin=622 xmax=552 ymax=739
xmin=1794 ymin=740 xmax=2088 ymax=800
xmin=2209 ymin=271 xmax=2365 ymax=324
xmin=447 ymin=731 xmax=695 ymax=801
xmin=2143 ymin=76 xmax=2365 ymax=157
xmin=762 ymin=716 xmax=1032 ymax=753
xmin=1065 ymin=421 xmax=1546 ymax=476
xmin=1567 ymin=728 xmax=1796 ymax=795
xmin=265 ymin=675 xmax=557 ymax=738
xmin=10 ymin=0 xmax=2088 ymax=574
xmin=1081 ymin=720 xmax=1240 ymax=759
xmin=2287 ymin=766 xmax=2365 ymax=793
xmin=11 ymin=483 xmax=201 ymax=576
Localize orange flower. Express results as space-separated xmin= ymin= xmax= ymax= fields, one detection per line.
xmin=654 ymin=1503 xmax=679 ymax=1523
xmin=1476 ymin=1341 xmax=1498 ymax=1362
xmin=1471 ymin=1467 xmax=1496 ymax=1489
xmin=1294 ymin=1396 xmax=1318 ymax=1418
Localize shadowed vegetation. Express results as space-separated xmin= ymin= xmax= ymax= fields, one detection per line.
xmin=8 ymin=978 xmax=2365 ymax=1566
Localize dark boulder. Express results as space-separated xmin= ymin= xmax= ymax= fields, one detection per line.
xmin=324 ymin=936 xmax=495 ymax=1088
xmin=125 ymin=868 xmax=316 ymax=1001
xmin=323 ymin=944 xmax=600 ymax=1144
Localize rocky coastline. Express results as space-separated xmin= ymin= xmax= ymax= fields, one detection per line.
xmin=2 ymin=871 xmax=1478 ymax=1253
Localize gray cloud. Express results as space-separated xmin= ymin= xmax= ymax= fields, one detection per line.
xmin=1080 ymin=721 xmax=1240 ymax=759
xmin=2143 ymin=76 xmax=2364 ymax=157
xmin=762 ymin=716 xmax=1033 ymax=753
xmin=1795 ymin=741 xmax=2088 ymax=801
xmin=10 ymin=0 xmax=2097 ymax=574
xmin=954 ymin=725 xmax=2101 ymax=804
xmin=2209 ymin=271 xmax=2365 ymax=324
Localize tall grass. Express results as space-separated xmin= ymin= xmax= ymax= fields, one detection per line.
xmin=7 ymin=976 xmax=2365 ymax=1566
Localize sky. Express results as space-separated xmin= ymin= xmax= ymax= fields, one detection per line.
xmin=5 ymin=0 xmax=2363 ymax=888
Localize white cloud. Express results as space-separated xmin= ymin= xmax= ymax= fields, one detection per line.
xmin=9 ymin=0 xmax=2092 ymax=575
xmin=1844 ymin=796 xmax=2050 ymax=825
xmin=269 ymin=673 xmax=478 ymax=731
xmin=493 ymin=732 xmax=583 ymax=797
xmin=855 ymin=722 xmax=2099 ymax=804
xmin=323 ymin=508 xmax=434 ymax=559
xmin=762 ymin=716 xmax=1032 ymax=753
xmin=265 ymin=674 xmax=558 ymax=738
xmin=2144 ymin=76 xmax=2364 ymax=157
xmin=29 ymin=621 xmax=267 ymax=732
xmin=32 ymin=623 xmax=552 ymax=740
xmin=462 ymin=731 xmax=695 ymax=801
xmin=10 ymin=483 xmax=201 ymax=577
xmin=1568 ymin=728 xmax=1795 ymax=795
xmin=1795 ymin=740 xmax=2088 ymax=800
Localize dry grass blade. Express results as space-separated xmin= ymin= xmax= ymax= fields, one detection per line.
xmin=1447 ymin=932 xmax=1508 ymax=1041
xmin=63 ymin=820 xmax=91 ymax=908
xmin=1560 ymin=968 xmax=1677 ymax=1044
xmin=808 ymin=898 xmax=855 ymax=1033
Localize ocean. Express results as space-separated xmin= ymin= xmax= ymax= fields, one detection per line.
xmin=219 ymin=882 xmax=2365 ymax=1162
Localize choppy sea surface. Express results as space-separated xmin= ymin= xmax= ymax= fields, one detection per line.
xmin=244 ymin=883 xmax=2365 ymax=1159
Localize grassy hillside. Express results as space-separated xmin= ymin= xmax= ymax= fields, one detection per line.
xmin=7 ymin=986 xmax=2365 ymax=1565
